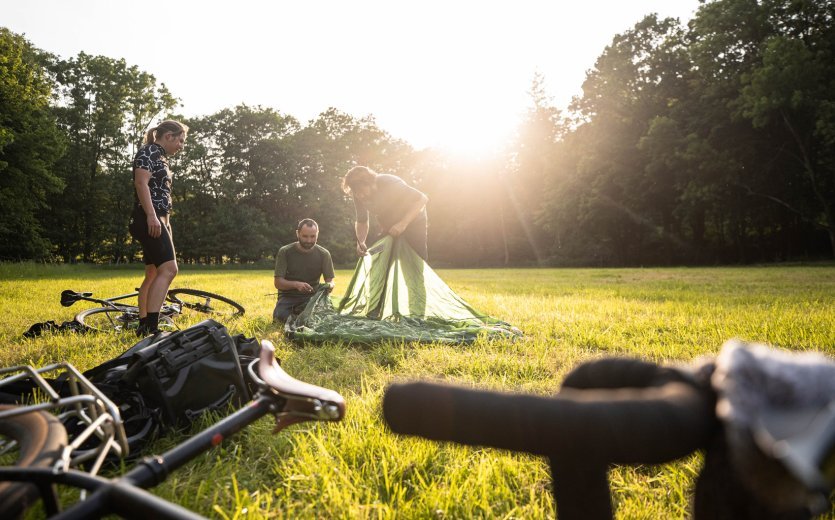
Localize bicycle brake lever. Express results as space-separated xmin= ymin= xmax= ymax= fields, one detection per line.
xmin=258 ymin=340 xmax=346 ymax=430
xmin=272 ymin=397 xmax=344 ymax=432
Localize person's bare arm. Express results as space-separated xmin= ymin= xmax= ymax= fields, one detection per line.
xmin=355 ymin=220 xmax=370 ymax=255
xmin=275 ymin=277 xmax=313 ymax=293
xmin=389 ymin=193 xmax=428 ymax=237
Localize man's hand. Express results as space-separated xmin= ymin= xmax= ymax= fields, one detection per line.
xmin=146 ymin=214 xmax=162 ymax=238
xmin=388 ymin=222 xmax=407 ymax=238
xmin=357 ymin=241 xmax=368 ymax=256
xmin=295 ymin=281 xmax=314 ymax=293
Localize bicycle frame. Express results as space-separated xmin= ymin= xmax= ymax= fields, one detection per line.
xmin=0 ymin=344 xmax=344 ymax=519
xmin=0 ymin=393 xmax=277 ymax=519
xmin=61 ymin=290 xmax=140 ymax=310
xmin=61 ymin=288 xmax=241 ymax=323
xmin=62 ymin=290 xmax=182 ymax=333
xmin=101 ymin=291 xmax=142 ymax=305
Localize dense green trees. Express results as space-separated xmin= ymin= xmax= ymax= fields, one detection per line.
xmin=173 ymin=106 xmax=414 ymax=263
xmin=0 ymin=29 xmax=64 ymax=260
xmin=43 ymin=52 xmax=177 ymax=263
xmin=534 ymin=0 xmax=834 ymax=264
xmin=0 ymin=0 xmax=832 ymax=265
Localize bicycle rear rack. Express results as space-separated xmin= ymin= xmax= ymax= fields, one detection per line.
xmin=0 ymin=363 xmax=129 ymax=476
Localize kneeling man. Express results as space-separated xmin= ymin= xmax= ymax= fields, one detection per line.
xmin=273 ymin=219 xmax=335 ymax=322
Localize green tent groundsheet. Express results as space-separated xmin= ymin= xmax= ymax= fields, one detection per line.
xmin=285 ymin=237 xmax=521 ymax=344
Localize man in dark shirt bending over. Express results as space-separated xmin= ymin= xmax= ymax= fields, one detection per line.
xmin=273 ymin=219 xmax=336 ymax=322
xmin=341 ymin=166 xmax=429 ymax=260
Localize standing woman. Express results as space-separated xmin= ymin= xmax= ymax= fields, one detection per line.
xmin=129 ymin=120 xmax=188 ymax=336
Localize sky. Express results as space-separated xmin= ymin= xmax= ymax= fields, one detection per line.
xmin=3 ymin=0 xmax=701 ymax=156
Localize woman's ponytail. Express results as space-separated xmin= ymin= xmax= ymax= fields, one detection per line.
xmin=143 ymin=120 xmax=188 ymax=145
xmin=143 ymin=127 xmax=157 ymax=145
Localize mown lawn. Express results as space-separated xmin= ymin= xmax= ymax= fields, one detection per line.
xmin=1 ymin=262 xmax=834 ymax=518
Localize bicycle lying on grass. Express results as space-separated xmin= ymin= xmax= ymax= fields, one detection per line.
xmin=60 ymin=288 xmax=245 ymax=332
xmin=0 ymin=340 xmax=344 ymax=518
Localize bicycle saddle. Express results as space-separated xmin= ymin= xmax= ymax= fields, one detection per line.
xmin=60 ymin=289 xmax=91 ymax=307
xmin=258 ymin=340 xmax=345 ymax=422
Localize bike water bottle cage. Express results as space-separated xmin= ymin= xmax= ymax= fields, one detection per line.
xmin=252 ymin=341 xmax=345 ymax=430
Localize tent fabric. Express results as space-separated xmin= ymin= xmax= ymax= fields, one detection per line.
xmin=285 ymin=237 xmax=521 ymax=344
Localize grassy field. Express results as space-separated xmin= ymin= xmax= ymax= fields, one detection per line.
xmin=1 ymin=262 xmax=835 ymax=518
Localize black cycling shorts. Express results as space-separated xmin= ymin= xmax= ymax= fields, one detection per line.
xmin=129 ymin=213 xmax=175 ymax=267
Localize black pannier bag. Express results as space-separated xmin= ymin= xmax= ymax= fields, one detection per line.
xmin=120 ymin=319 xmax=251 ymax=426
xmin=4 ymin=320 xmax=259 ymax=459
xmin=84 ymin=319 xmax=253 ymax=430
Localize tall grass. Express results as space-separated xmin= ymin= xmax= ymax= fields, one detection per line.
xmin=1 ymin=263 xmax=834 ymax=518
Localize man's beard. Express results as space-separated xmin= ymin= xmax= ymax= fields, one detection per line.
xmin=299 ymin=241 xmax=315 ymax=250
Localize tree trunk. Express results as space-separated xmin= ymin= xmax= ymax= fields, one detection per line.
xmin=498 ymin=197 xmax=510 ymax=266
xmin=82 ymin=143 xmax=101 ymax=262
xmin=827 ymin=212 xmax=835 ymax=259
xmin=781 ymin=111 xmax=835 ymax=258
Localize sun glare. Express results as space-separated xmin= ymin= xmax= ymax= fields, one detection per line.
xmin=380 ymin=90 xmax=524 ymax=159
xmin=433 ymin=111 xmax=520 ymax=159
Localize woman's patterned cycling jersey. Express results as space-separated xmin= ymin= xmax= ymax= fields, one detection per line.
xmin=132 ymin=143 xmax=172 ymax=215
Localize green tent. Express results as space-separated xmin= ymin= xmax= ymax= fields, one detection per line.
xmin=285 ymin=237 xmax=521 ymax=344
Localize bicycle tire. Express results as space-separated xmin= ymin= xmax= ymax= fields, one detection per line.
xmin=76 ymin=307 xmax=175 ymax=333
xmin=167 ymin=289 xmax=245 ymax=317
xmin=0 ymin=405 xmax=68 ymax=518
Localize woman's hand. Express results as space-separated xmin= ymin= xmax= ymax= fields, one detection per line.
xmin=389 ymin=222 xmax=407 ymax=237
xmin=357 ymin=241 xmax=368 ymax=256
xmin=146 ymin=214 xmax=162 ymax=238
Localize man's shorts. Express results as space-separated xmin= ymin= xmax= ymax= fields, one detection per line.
xmin=273 ymin=293 xmax=313 ymax=322
xmin=129 ymin=214 xmax=176 ymax=267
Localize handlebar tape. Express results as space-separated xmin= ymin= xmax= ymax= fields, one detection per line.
xmin=383 ymin=376 xmax=715 ymax=465
xmin=561 ymin=356 xmax=683 ymax=390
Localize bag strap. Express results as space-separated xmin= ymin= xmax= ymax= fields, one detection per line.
xmin=83 ymin=356 xmax=132 ymax=382
xmin=121 ymin=326 xmax=233 ymax=383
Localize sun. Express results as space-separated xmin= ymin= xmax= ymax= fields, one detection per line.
xmin=433 ymin=111 xmax=520 ymax=160
xmin=385 ymin=98 xmax=523 ymax=160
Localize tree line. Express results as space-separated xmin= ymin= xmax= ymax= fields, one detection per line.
xmin=1 ymin=0 xmax=833 ymax=267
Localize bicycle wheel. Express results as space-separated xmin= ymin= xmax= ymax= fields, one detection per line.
xmin=167 ymin=289 xmax=245 ymax=318
xmin=0 ymin=405 xmax=68 ymax=518
xmin=76 ymin=307 xmax=175 ymax=332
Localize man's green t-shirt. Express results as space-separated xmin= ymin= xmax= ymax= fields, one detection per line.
xmin=274 ymin=243 xmax=335 ymax=296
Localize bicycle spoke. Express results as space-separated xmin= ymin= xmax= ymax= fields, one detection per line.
xmin=76 ymin=308 xmax=139 ymax=332
xmin=167 ymin=289 xmax=244 ymax=318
